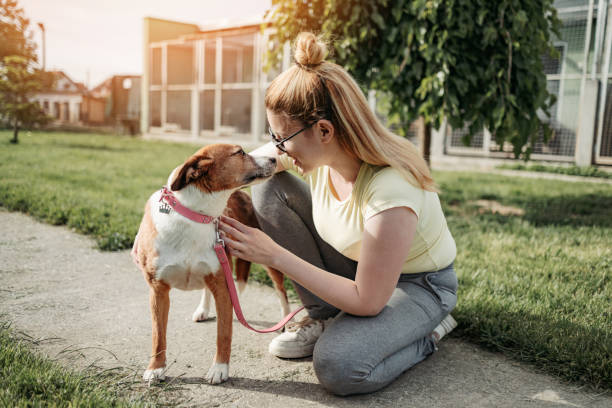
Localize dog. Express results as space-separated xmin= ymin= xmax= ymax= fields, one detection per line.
xmin=131 ymin=143 xmax=289 ymax=384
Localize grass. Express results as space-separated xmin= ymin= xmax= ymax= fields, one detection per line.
xmin=497 ymin=163 xmax=612 ymax=179
xmin=0 ymin=320 xmax=175 ymax=407
xmin=437 ymin=172 xmax=612 ymax=389
xmin=1 ymin=131 xmax=611 ymax=392
xmin=0 ymin=130 xmax=199 ymax=251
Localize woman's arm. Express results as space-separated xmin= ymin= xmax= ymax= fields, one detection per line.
xmin=218 ymin=206 xmax=417 ymax=316
xmin=250 ymin=141 xmax=286 ymax=173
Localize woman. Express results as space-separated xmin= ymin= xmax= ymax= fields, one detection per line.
xmin=218 ymin=32 xmax=458 ymax=396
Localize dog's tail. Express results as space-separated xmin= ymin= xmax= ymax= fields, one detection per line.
xmin=235 ymin=258 xmax=250 ymax=294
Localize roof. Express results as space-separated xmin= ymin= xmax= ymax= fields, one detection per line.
xmin=41 ymin=71 xmax=88 ymax=95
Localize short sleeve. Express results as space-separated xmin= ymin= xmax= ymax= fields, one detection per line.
xmin=362 ymin=167 xmax=424 ymax=221
xmin=277 ymin=153 xmax=298 ymax=173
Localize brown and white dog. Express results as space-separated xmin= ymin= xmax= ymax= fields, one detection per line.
xmin=131 ymin=143 xmax=288 ymax=384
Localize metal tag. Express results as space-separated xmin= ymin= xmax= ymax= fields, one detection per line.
xmin=159 ymin=202 xmax=172 ymax=214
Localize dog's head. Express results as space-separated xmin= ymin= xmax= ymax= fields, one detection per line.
xmin=170 ymin=144 xmax=276 ymax=192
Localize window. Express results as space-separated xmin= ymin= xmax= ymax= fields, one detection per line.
xmin=221 ymin=89 xmax=251 ymax=134
xmin=167 ymin=43 xmax=194 ymax=85
xmin=542 ymin=43 xmax=566 ymax=76
xmin=222 ymin=34 xmax=254 ymax=83
xmin=150 ymin=91 xmax=161 ymax=127
xmin=200 ymin=91 xmax=215 ymax=131
xmin=167 ymin=91 xmax=191 ymax=130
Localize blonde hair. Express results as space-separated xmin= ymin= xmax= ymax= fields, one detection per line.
xmin=265 ymin=32 xmax=437 ymax=192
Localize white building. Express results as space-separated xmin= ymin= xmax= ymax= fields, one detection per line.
xmin=34 ymin=71 xmax=86 ymax=124
xmin=33 ymin=70 xmax=106 ymax=125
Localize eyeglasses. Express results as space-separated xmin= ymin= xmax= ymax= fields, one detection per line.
xmin=268 ymin=123 xmax=313 ymax=153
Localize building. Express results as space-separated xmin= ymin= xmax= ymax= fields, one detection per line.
xmin=141 ymin=16 xmax=283 ymax=148
xmin=141 ymin=0 xmax=612 ymax=165
xmin=34 ymin=70 xmax=105 ymax=125
xmin=34 ymin=70 xmax=106 ymax=125
xmin=91 ymin=75 xmax=141 ymax=134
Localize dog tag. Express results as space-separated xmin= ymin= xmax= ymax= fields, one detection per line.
xmin=159 ymin=202 xmax=172 ymax=214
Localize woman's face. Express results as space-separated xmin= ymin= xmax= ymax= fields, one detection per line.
xmin=266 ymin=110 xmax=324 ymax=174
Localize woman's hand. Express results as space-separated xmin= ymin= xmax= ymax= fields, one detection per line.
xmin=217 ymin=215 xmax=282 ymax=267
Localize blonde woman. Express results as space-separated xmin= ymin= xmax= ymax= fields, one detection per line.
xmin=218 ymin=32 xmax=458 ymax=396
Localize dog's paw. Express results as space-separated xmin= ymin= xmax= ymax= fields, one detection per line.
xmin=192 ymin=306 xmax=210 ymax=322
xmin=143 ymin=367 xmax=166 ymax=384
xmin=205 ymin=363 xmax=229 ymax=384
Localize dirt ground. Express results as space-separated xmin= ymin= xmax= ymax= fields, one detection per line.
xmin=1 ymin=208 xmax=610 ymax=407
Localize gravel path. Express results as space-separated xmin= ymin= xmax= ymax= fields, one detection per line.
xmin=1 ymin=208 xmax=609 ymax=407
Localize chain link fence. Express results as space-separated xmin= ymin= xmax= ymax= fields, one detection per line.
xmin=446 ymin=0 xmax=612 ymax=163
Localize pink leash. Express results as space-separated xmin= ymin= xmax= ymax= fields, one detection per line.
xmin=214 ymin=240 xmax=304 ymax=333
xmin=159 ymin=187 xmax=304 ymax=333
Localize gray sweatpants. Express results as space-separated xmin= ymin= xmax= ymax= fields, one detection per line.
xmin=251 ymin=172 xmax=458 ymax=396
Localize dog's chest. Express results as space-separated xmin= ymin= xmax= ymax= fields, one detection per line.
xmin=150 ymin=192 xmax=220 ymax=291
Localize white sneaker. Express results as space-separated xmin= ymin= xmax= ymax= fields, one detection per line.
xmin=268 ymin=315 xmax=334 ymax=358
xmin=432 ymin=314 xmax=458 ymax=343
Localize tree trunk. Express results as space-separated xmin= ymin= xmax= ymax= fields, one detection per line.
xmin=10 ymin=119 xmax=19 ymax=144
xmin=418 ymin=117 xmax=431 ymax=166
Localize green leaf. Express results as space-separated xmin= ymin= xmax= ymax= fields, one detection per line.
xmin=372 ymin=12 xmax=385 ymax=29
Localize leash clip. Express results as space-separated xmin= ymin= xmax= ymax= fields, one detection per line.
xmin=214 ymin=218 xmax=225 ymax=247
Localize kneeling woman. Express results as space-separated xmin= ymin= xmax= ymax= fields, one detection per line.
xmin=218 ymin=32 xmax=458 ymax=396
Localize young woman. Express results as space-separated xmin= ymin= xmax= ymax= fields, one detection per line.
xmin=218 ymin=32 xmax=458 ymax=396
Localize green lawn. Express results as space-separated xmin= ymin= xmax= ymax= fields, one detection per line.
xmin=1 ymin=131 xmax=611 ymax=391
xmin=0 ymin=321 xmax=156 ymax=407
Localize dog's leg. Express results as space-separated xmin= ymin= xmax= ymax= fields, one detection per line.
xmin=267 ymin=267 xmax=290 ymax=321
xmin=143 ymin=282 xmax=170 ymax=383
xmin=192 ymin=288 xmax=212 ymax=322
xmin=235 ymin=258 xmax=250 ymax=295
xmin=204 ymin=271 xmax=232 ymax=384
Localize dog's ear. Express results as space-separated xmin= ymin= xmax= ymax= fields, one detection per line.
xmin=170 ymin=156 xmax=213 ymax=191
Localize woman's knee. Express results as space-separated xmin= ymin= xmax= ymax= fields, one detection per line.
xmin=313 ymin=350 xmax=360 ymax=396
xmin=252 ymin=172 xmax=307 ymax=213
xmin=313 ymin=341 xmax=373 ymax=396
xmin=251 ymin=173 xmax=286 ymax=212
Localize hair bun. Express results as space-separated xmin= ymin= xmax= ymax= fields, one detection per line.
xmin=294 ymin=32 xmax=327 ymax=68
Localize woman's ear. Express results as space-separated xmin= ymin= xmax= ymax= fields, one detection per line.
xmin=317 ymin=119 xmax=334 ymax=144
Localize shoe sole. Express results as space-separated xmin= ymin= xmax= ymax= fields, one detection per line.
xmin=444 ymin=314 xmax=458 ymax=331
xmin=268 ymin=342 xmax=315 ymax=359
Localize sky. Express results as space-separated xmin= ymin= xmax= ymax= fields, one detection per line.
xmin=19 ymin=0 xmax=271 ymax=88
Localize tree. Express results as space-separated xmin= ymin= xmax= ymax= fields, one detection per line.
xmin=0 ymin=0 xmax=36 ymax=61
xmin=0 ymin=56 xmax=49 ymax=143
xmin=0 ymin=0 xmax=49 ymax=143
xmin=264 ymin=0 xmax=561 ymax=161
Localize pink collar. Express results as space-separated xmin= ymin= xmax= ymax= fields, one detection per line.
xmin=159 ymin=186 xmax=215 ymax=224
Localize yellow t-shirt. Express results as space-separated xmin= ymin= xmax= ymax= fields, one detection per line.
xmin=279 ymin=155 xmax=456 ymax=274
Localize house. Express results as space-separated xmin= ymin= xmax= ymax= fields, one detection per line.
xmin=141 ymin=0 xmax=612 ymax=165
xmin=33 ymin=70 xmax=105 ymax=125
xmin=91 ymin=75 xmax=141 ymax=134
